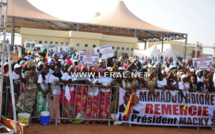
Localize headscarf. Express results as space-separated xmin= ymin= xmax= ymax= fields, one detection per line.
xmin=3 ymin=63 xmax=9 ymax=74
xmin=68 ymin=65 xmax=75 ymax=72
xmin=14 ymin=64 xmax=21 ymax=69
xmin=28 ymin=56 xmax=35 ymax=61
xmin=81 ymin=65 xmax=88 ymax=72
xmin=22 ymin=61 xmax=28 ymax=68
xmin=66 ymin=59 xmax=72 ymax=65
xmin=38 ymin=61 xmax=45 ymax=67
xmin=124 ymin=64 xmax=129 ymax=68
xmin=27 ymin=59 xmax=36 ymax=69
xmin=76 ymin=66 xmax=82 ymax=72
xmin=180 ymin=74 xmax=187 ymax=84
xmin=41 ymin=47 xmax=47 ymax=52
xmin=27 ymin=50 xmax=31 ymax=53
xmin=19 ymin=60 xmax=25 ymax=66
xmin=91 ymin=66 xmax=99 ymax=73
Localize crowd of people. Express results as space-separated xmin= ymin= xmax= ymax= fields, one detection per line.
xmin=1 ymin=48 xmax=215 ymax=124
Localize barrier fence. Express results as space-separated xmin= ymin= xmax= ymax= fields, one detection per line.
xmin=2 ymin=83 xmax=119 ymax=127
xmin=2 ymin=82 xmax=215 ymax=129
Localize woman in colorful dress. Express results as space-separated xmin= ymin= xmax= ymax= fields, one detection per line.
xmin=16 ymin=59 xmax=38 ymax=114
xmin=60 ymin=65 xmax=77 ymax=123
xmin=86 ymin=66 xmax=99 ymax=121
xmin=97 ymin=69 xmax=113 ymax=121
xmin=37 ymin=65 xmax=50 ymax=117
xmin=48 ymin=66 xmax=62 ymax=124
xmin=75 ymin=65 xmax=88 ymax=121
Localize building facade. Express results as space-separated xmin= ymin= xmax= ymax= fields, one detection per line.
xmin=20 ymin=27 xmax=138 ymax=57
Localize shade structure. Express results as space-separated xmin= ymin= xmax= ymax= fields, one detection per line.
xmin=3 ymin=0 xmax=60 ymax=20
xmin=133 ymin=44 xmax=159 ymax=58
xmin=2 ymin=0 xmax=187 ymax=45
xmin=87 ymin=1 xmax=169 ymax=32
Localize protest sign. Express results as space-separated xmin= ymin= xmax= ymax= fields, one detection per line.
xmin=78 ymin=51 xmax=99 ymax=66
xmin=117 ymin=88 xmax=215 ymax=127
xmin=94 ymin=44 xmax=114 ymax=59
xmin=193 ymin=56 xmax=213 ymax=70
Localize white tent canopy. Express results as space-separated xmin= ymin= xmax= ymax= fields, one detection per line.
xmin=161 ymin=46 xmax=175 ymax=58
xmin=133 ymin=44 xmax=159 ymax=58
xmin=174 ymin=50 xmax=181 ymax=57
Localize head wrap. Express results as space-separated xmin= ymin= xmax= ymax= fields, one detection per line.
xmin=38 ymin=61 xmax=45 ymax=67
xmin=81 ymin=65 xmax=88 ymax=72
xmin=14 ymin=64 xmax=21 ymax=69
xmin=66 ymin=60 xmax=72 ymax=65
xmin=22 ymin=61 xmax=28 ymax=68
xmin=118 ymin=67 xmax=125 ymax=71
xmin=41 ymin=47 xmax=47 ymax=52
xmin=180 ymin=74 xmax=187 ymax=84
xmin=27 ymin=59 xmax=36 ymax=69
xmin=190 ymin=68 xmax=195 ymax=72
xmin=91 ymin=66 xmax=99 ymax=73
xmin=76 ymin=66 xmax=82 ymax=72
xmin=4 ymin=63 xmax=8 ymax=67
xmin=19 ymin=60 xmax=26 ymax=66
xmin=73 ymin=60 xmax=78 ymax=63
xmin=28 ymin=56 xmax=35 ymax=61
xmin=68 ymin=65 xmax=75 ymax=71
xmin=195 ymin=70 xmax=202 ymax=75
xmin=49 ymin=60 xmax=54 ymax=66
xmin=27 ymin=50 xmax=31 ymax=53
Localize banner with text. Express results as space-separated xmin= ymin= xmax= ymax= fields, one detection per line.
xmin=78 ymin=51 xmax=99 ymax=66
xmin=117 ymin=88 xmax=215 ymax=127
xmin=94 ymin=44 xmax=114 ymax=59
xmin=193 ymin=56 xmax=214 ymax=70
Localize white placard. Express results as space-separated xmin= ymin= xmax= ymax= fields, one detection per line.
xmin=94 ymin=44 xmax=114 ymax=59
xmin=78 ymin=51 xmax=99 ymax=66
xmin=192 ymin=56 xmax=213 ymax=70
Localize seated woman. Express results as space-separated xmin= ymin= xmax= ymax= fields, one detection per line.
xmin=156 ymin=73 xmax=167 ymax=91
xmin=189 ymin=74 xmax=197 ymax=92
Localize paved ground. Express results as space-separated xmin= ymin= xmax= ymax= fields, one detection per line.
xmin=24 ymin=123 xmax=214 ymax=134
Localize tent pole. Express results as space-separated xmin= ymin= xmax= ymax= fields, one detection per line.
xmin=134 ymin=29 xmax=136 ymax=38
xmin=144 ymin=40 xmax=147 ymax=50
xmin=11 ymin=17 xmax=15 ymax=48
xmin=161 ymin=37 xmax=164 ymax=52
xmin=184 ymin=35 xmax=188 ymax=59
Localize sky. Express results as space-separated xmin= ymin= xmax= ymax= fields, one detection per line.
xmin=15 ymin=0 xmax=215 ymax=54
